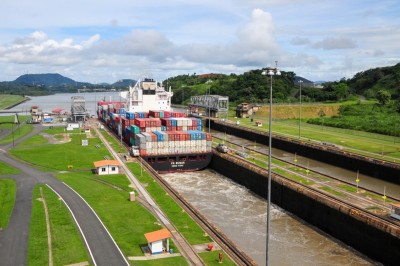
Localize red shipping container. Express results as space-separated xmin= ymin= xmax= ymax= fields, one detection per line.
xmin=149 ymin=132 xmax=157 ymax=142
xmin=139 ymin=150 xmax=147 ymax=156
xmin=206 ymin=133 xmax=212 ymax=141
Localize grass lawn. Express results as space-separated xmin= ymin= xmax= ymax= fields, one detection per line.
xmin=199 ymin=251 xmax=237 ymax=266
xmin=126 ymin=162 xmax=212 ymax=245
xmin=16 ymin=134 xmax=48 ymax=146
xmin=0 ymin=161 xmax=20 ymax=174
xmin=9 ymin=129 xmax=111 ymax=171
xmin=100 ymin=129 xmax=126 ymax=152
xmin=0 ymin=179 xmax=16 ymax=229
xmin=0 ymin=123 xmax=34 ymax=145
xmin=0 ymin=95 xmax=26 ymax=109
xmin=28 ymin=185 xmax=90 ymax=265
xmin=28 ymin=186 xmax=49 ymax=265
xmin=320 ymin=186 xmax=343 ymax=196
xmin=128 ymin=256 xmax=188 ymax=266
xmin=227 ymin=111 xmax=400 ymax=161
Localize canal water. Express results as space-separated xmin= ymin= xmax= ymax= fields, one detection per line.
xmin=162 ymin=170 xmax=377 ymax=266
xmin=8 ymin=93 xmax=382 ymax=265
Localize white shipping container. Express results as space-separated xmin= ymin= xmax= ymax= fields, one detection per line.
xmin=135 ymin=134 xmax=146 ymax=145
xmin=168 ymin=141 xmax=174 ymax=148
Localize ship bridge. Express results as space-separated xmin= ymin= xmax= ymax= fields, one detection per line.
xmin=188 ymin=95 xmax=229 ymax=118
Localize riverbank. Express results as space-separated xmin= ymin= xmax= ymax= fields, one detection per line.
xmin=0 ymin=94 xmax=30 ymax=110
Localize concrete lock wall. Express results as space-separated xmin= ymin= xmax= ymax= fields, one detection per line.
xmin=211 ymin=120 xmax=400 ymax=184
xmin=209 ymin=152 xmax=400 ymax=266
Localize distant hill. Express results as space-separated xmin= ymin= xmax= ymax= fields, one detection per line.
xmin=294 ymin=76 xmax=314 ymax=87
xmin=346 ymin=62 xmax=400 ymax=99
xmin=14 ymin=73 xmax=79 ymax=86
xmin=112 ymin=79 xmax=137 ymax=87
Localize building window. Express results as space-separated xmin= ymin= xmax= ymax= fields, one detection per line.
xmin=101 ymin=167 xmax=106 ymax=172
xmin=112 ymin=167 xmax=116 ymax=171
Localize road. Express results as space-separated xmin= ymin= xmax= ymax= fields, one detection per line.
xmin=0 ymin=124 xmax=129 ymax=266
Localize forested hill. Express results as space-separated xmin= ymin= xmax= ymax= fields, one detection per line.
xmin=0 ymin=73 xmax=133 ymax=96
xmin=165 ymin=70 xmax=298 ymax=105
xmin=14 ymin=73 xmax=77 ymax=86
xmin=167 ymin=63 xmax=400 ymax=105
xmin=345 ymin=63 xmax=400 ymax=99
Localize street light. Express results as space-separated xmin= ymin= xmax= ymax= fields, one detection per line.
xmin=298 ymin=80 xmax=303 ymax=139
xmin=261 ymin=61 xmax=280 ymax=266
xmin=208 ymin=86 xmax=211 ymax=133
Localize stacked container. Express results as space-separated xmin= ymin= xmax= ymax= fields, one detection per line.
xmin=97 ymin=104 xmax=212 ymax=158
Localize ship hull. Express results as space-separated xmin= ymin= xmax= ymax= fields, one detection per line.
xmin=142 ymin=153 xmax=212 ymax=173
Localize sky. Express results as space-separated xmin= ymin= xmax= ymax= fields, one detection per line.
xmin=0 ymin=0 xmax=399 ymax=83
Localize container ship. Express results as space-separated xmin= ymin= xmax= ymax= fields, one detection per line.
xmin=97 ymin=78 xmax=212 ymax=173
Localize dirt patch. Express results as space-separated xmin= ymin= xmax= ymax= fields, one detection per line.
xmin=40 ymin=133 xmax=71 ymax=144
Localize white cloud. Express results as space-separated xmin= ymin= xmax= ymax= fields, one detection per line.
xmin=312 ymin=37 xmax=357 ymax=50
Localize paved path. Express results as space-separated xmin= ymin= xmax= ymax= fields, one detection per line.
xmin=0 ymin=124 xmax=128 ymax=266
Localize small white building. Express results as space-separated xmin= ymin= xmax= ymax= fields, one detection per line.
xmin=144 ymin=228 xmax=172 ymax=255
xmin=93 ymin=160 xmax=120 ymax=175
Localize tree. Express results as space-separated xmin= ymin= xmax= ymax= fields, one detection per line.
xmin=334 ymin=82 xmax=349 ymax=101
xmin=376 ymin=90 xmax=391 ymax=106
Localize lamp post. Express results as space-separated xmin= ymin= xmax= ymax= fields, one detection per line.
xmin=208 ymin=86 xmax=211 ymax=133
xmin=261 ymin=61 xmax=280 ymax=266
xmin=298 ymin=80 xmax=303 ymax=139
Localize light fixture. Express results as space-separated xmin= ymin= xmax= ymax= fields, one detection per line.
xmin=261 ymin=61 xmax=280 ymax=266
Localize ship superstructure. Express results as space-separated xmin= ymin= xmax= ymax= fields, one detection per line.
xmin=120 ymin=78 xmax=173 ymax=113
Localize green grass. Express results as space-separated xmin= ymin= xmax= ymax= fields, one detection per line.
xmin=0 ymin=161 xmax=20 ymax=174
xmin=57 ymin=172 xmax=168 ymax=257
xmin=226 ymin=110 xmax=400 ymax=162
xmin=337 ymin=184 xmax=358 ymax=193
xmin=128 ymin=256 xmax=188 ymax=266
xmin=320 ymin=186 xmax=344 ymax=196
xmin=9 ymin=132 xmax=111 ymax=171
xmin=28 ymin=185 xmax=90 ymax=266
xmin=126 ymin=162 xmax=212 ymax=245
xmin=100 ymin=129 xmax=126 ymax=153
xmin=28 ymin=186 xmax=49 ymax=266
xmin=199 ymin=251 xmax=237 ymax=266
xmin=0 ymin=179 xmax=16 ymax=229
xmin=16 ymin=134 xmax=48 ymax=146
xmin=0 ymin=95 xmax=26 ymax=109
xmin=0 ymin=123 xmax=34 ymax=145
xmin=274 ymin=168 xmax=314 ymax=185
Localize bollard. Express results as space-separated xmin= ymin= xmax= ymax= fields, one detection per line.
xmin=129 ymin=191 xmax=136 ymax=202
